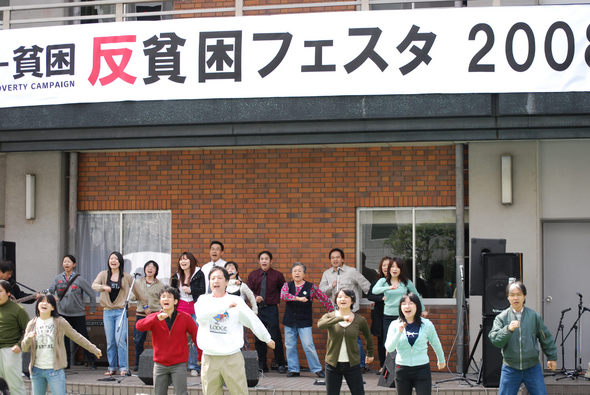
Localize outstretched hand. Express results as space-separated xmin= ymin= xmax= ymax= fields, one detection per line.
xmin=547 ymin=361 xmax=557 ymax=371
xmin=267 ymin=340 xmax=276 ymax=350
xmin=437 ymin=362 xmax=446 ymax=370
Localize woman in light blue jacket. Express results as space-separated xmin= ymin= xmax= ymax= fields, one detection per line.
xmin=384 ymin=293 xmax=445 ymax=395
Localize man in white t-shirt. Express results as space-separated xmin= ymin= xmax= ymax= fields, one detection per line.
xmin=195 ymin=267 xmax=274 ymax=395
xmin=201 ymin=241 xmax=227 ymax=293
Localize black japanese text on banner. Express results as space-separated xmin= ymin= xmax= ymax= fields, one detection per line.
xmin=0 ymin=5 xmax=589 ymax=108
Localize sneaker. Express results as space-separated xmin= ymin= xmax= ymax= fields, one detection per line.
xmin=190 ymin=370 xmax=200 ymax=377
xmin=278 ymin=365 xmax=286 ymax=374
xmin=315 ymin=371 xmax=325 ymax=378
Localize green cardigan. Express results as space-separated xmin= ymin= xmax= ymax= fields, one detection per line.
xmin=318 ymin=311 xmax=374 ymax=367
xmin=0 ymin=299 xmax=29 ymax=348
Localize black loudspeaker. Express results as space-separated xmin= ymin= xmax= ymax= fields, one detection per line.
xmin=470 ymin=238 xmax=506 ymax=295
xmin=482 ymin=253 xmax=522 ymax=316
xmin=1 ymin=241 xmax=16 ymax=276
xmin=138 ymin=349 xmax=154 ymax=385
xmin=377 ymin=352 xmax=396 ymax=387
xmin=482 ymin=316 xmax=503 ymax=387
xmin=86 ymin=319 xmax=108 ymax=364
xmin=243 ymin=350 xmax=259 ymax=387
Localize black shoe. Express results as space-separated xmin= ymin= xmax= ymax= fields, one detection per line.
xmin=278 ymin=365 xmax=286 ymax=374
xmin=315 ymin=371 xmax=325 ymax=378
xmin=287 ymin=372 xmax=300 ymax=377
xmin=259 ymin=365 xmax=269 ymax=373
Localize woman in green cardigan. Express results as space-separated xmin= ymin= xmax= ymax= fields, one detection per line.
xmin=318 ymin=289 xmax=374 ymax=395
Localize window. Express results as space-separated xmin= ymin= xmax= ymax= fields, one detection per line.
xmin=76 ymin=211 xmax=172 ymax=286
xmin=357 ymin=207 xmax=468 ymax=299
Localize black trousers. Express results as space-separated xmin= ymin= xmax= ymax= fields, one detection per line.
xmin=255 ymin=304 xmax=285 ymax=368
xmin=63 ymin=315 xmax=95 ymax=366
xmin=326 ymin=362 xmax=365 ymax=395
xmin=394 ymin=363 xmax=432 ymax=395
xmin=376 ymin=335 xmax=385 ymax=367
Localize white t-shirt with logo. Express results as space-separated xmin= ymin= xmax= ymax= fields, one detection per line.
xmin=34 ymin=317 xmax=55 ymax=369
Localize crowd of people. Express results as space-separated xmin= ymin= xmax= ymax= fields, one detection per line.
xmin=0 ymin=242 xmax=558 ymax=395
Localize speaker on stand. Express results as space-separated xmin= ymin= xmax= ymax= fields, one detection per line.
xmin=481 ymin=316 xmax=503 ymax=387
xmin=470 ymin=238 xmax=506 ymax=296
xmin=482 ymin=253 xmax=523 ymax=316
xmin=481 ymin=252 xmax=523 ymax=388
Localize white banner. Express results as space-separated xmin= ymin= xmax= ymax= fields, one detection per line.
xmin=1 ymin=5 xmax=590 ymax=108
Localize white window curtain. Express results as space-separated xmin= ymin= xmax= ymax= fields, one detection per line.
xmin=76 ymin=211 xmax=171 ymax=288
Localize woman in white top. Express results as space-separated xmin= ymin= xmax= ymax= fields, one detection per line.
xmin=171 ymin=252 xmax=205 ymax=376
xmin=22 ymin=294 xmax=102 ymax=395
xmin=224 ymin=261 xmax=257 ymax=314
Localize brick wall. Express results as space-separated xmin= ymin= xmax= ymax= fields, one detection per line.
xmin=78 ymin=145 xmax=465 ymax=370
xmin=174 ymin=0 xmax=356 ymax=17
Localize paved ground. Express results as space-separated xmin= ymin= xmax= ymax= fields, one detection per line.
xmin=22 ymin=364 xmax=590 ymax=394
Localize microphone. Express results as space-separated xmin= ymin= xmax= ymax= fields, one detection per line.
xmin=170 ymin=277 xmax=179 ymax=289
xmin=133 ymin=267 xmax=144 ymax=278
xmin=561 ymin=307 xmax=571 ymax=314
xmin=459 ymin=265 xmax=464 ymax=282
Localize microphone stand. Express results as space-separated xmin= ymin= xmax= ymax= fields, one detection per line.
xmin=114 ymin=271 xmax=142 ymax=377
xmin=557 ymin=294 xmax=587 ymax=380
xmin=550 ymin=308 xmax=571 ymax=379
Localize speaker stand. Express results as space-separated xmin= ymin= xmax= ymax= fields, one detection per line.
xmin=436 ymin=325 xmax=483 ymax=387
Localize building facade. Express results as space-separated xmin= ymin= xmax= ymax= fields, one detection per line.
xmin=1 ymin=0 xmax=590 ymax=371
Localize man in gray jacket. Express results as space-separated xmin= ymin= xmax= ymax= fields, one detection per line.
xmin=50 ymin=255 xmax=96 ymax=368
xmin=488 ymin=281 xmax=557 ymax=395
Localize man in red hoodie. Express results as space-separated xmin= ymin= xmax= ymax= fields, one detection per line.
xmin=136 ymin=285 xmax=197 ymax=395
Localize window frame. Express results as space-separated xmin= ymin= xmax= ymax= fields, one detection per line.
xmin=356 ymin=206 xmax=468 ymax=305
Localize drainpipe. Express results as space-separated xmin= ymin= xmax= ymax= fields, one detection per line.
xmin=68 ymin=152 xmax=78 ymax=255
xmin=455 ymin=143 xmax=465 ymax=373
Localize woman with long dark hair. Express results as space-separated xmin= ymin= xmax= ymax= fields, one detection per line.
xmin=371 ymin=257 xmax=425 ymax=338
xmin=21 ymin=293 xmax=101 ymax=395
xmin=384 ymin=292 xmax=445 ymax=395
xmin=92 ymin=251 xmax=146 ymax=376
xmin=171 ymin=252 xmax=205 ymax=376
xmin=366 ymin=256 xmax=391 ymax=374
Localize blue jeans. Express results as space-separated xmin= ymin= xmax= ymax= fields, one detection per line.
xmin=31 ymin=366 xmax=66 ymax=395
xmin=133 ymin=315 xmax=148 ymax=367
xmin=357 ymin=336 xmax=366 ymax=368
xmin=499 ymin=363 xmax=547 ymax=395
xmin=104 ymin=308 xmax=128 ymax=372
xmin=188 ymin=314 xmax=199 ymax=371
xmin=284 ymin=325 xmax=322 ymax=373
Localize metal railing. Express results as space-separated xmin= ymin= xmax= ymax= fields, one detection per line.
xmin=0 ymin=0 xmax=464 ymax=29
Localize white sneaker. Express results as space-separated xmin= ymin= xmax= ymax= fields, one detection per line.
xmin=190 ymin=370 xmax=200 ymax=377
